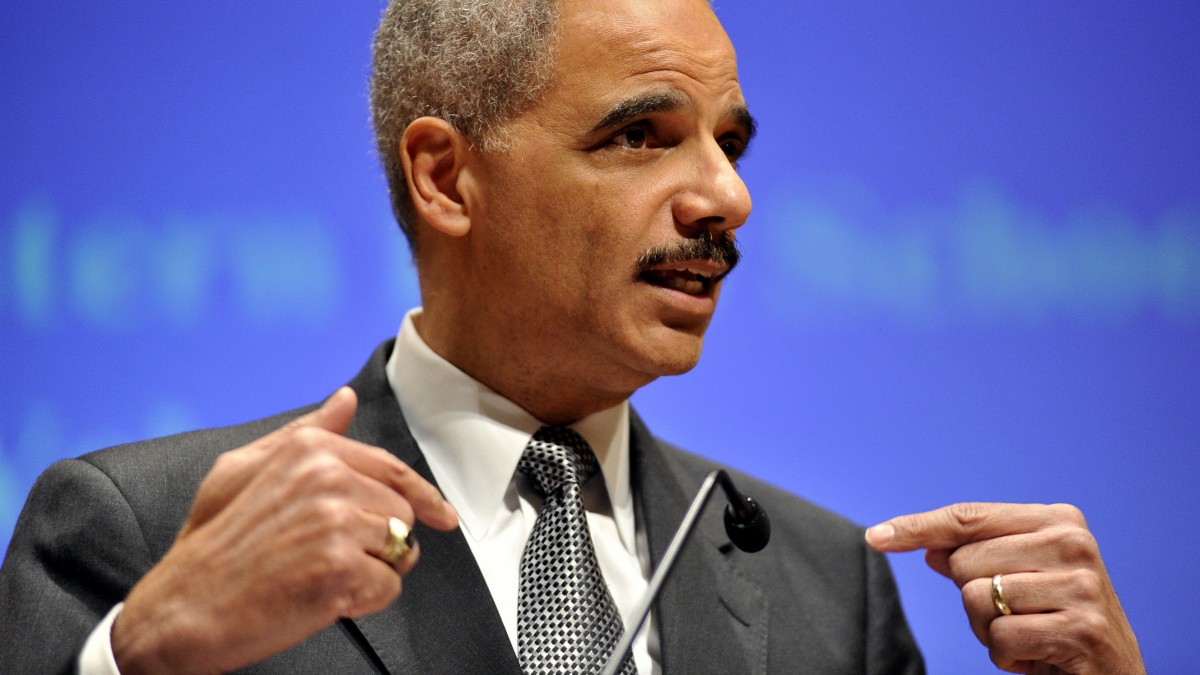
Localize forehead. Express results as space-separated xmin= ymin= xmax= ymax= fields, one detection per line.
xmin=548 ymin=0 xmax=743 ymax=115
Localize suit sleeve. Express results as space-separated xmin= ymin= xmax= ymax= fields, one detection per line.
xmin=864 ymin=547 xmax=925 ymax=674
xmin=0 ymin=458 xmax=156 ymax=674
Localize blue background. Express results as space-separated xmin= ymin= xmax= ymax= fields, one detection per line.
xmin=2 ymin=2 xmax=1197 ymax=671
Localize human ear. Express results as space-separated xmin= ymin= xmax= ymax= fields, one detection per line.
xmin=400 ymin=116 xmax=473 ymax=237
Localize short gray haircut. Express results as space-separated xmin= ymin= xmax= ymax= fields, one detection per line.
xmin=371 ymin=0 xmax=560 ymax=250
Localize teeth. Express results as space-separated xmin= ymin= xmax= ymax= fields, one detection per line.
xmin=661 ymin=275 xmax=705 ymax=295
xmin=640 ymin=267 xmax=714 ymax=295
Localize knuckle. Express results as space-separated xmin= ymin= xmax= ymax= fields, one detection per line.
xmin=948 ymin=502 xmax=991 ymax=531
xmin=211 ymin=451 xmax=238 ymax=474
xmin=289 ymin=424 xmax=327 ymax=451
xmin=310 ymin=498 xmax=354 ymax=531
xmin=1065 ymin=607 xmax=1108 ymax=653
xmin=960 ymin=577 xmax=992 ymax=617
xmin=988 ymin=618 xmax=1035 ymax=669
xmin=960 ymin=576 xmax=988 ymax=629
xmin=298 ymin=550 xmax=354 ymax=601
xmin=317 ymin=548 xmax=358 ymax=587
xmin=1068 ymin=568 xmax=1104 ymax=603
xmin=1049 ymin=502 xmax=1087 ymax=527
xmin=990 ymin=614 xmax=1027 ymax=647
xmin=986 ymin=639 xmax=1016 ymax=671
xmin=342 ymin=571 xmax=402 ymax=618
xmin=987 ymin=645 xmax=1007 ymax=668
xmin=370 ymin=574 xmax=402 ymax=612
xmin=1053 ymin=526 xmax=1099 ymax=564
xmin=346 ymin=588 xmax=378 ymax=618
xmin=383 ymin=572 xmax=403 ymax=603
xmin=392 ymin=459 xmax=412 ymax=479
xmin=384 ymin=459 xmax=413 ymax=490
xmin=1072 ymin=610 xmax=1108 ymax=649
xmin=296 ymin=455 xmax=348 ymax=492
xmin=1006 ymin=611 xmax=1081 ymax=666
xmin=988 ymin=618 xmax=1012 ymax=650
xmin=334 ymin=590 xmax=358 ymax=618
xmin=210 ymin=449 xmax=253 ymax=480
xmin=945 ymin=548 xmax=971 ymax=582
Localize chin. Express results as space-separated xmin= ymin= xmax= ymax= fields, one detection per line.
xmin=598 ymin=313 xmax=710 ymax=385
xmin=655 ymin=358 xmax=701 ymax=378
xmin=636 ymin=330 xmax=706 ymax=377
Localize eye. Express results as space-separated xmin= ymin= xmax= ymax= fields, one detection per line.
xmin=611 ymin=124 xmax=651 ymax=149
xmin=719 ymin=135 xmax=749 ymax=164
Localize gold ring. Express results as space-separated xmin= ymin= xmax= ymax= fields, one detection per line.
xmin=380 ymin=517 xmax=414 ymax=565
xmin=991 ymin=573 xmax=1013 ymax=616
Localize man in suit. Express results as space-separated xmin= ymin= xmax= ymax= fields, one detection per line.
xmin=0 ymin=0 xmax=1144 ymax=673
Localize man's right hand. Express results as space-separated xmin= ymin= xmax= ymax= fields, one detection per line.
xmin=110 ymin=387 xmax=459 ymax=674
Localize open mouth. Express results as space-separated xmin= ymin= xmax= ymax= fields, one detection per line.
xmin=639 ymin=265 xmax=721 ymax=296
xmin=635 ymin=233 xmax=740 ymax=298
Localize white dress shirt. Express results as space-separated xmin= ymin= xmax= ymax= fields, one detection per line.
xmin=387 ymin=308 xmax=659 ymax=674
xmin=79 ymin=308 xmax=659 ymax=674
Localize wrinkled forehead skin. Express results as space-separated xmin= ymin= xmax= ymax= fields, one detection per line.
xmin=545 ymin=0 xmax=744 ymax=125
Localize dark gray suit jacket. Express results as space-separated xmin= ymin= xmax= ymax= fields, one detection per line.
xmin=0 ymin=342 xmax=923 ymax=673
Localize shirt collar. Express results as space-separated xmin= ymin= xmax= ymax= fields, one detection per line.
xmin=385 ymin=308 xmax=636 ymax=552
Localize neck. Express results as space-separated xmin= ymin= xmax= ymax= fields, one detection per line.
xmin=413 ymin=309 xmax=651 ymax=426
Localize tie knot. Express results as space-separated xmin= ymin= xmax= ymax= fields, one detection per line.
xmin=518 ymin=426 xmax=600 ymax=498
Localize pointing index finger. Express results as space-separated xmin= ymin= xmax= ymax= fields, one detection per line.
xmin=328 ymin=436 xmax=460 ymax=531
xmin=377 ymin=454 xmax=460 ymax=532
xmin=865 ymin=502 xmax=1071 ymax=552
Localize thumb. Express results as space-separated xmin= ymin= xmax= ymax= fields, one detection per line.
xmin=290 ymin=386 xmax=358 ymax=436
xmin=254 ymin=386 xmax=359 ymax=451
xmin=180 ymin=387 xmax=358 ymax=536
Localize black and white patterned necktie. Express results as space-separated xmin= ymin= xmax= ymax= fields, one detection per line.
xmin=516 ymin=426 xmax=637 ymax=675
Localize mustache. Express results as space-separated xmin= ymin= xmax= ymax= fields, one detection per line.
xmin=636 ymin=231 xmax=742 ymax=276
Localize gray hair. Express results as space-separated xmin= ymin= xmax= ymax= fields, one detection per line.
xmin=371 ymin=0 xmax=560 ymax=250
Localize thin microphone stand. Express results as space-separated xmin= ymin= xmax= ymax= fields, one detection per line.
xmin=599 ymin=469 xmax=746 ymax=675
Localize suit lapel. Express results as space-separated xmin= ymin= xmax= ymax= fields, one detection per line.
xmin=335 ymin=342 xmax=766 ymax=673
xmin=342 ymin=344 xmax=522 ymax=674
xmin=631 ymin=413 xmax=768 ymax=675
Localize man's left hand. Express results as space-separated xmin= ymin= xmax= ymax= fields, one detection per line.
xmin=866 ymin=502 xmax=1144 ymax=675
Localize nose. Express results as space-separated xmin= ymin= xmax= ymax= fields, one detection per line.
xmin=671 ymin=137 xmax=753 ymax=236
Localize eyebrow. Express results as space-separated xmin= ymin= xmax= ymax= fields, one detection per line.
xmin=730 ymin=104 xmax=758 ymax=145
xmin=590 ymin=91 xmax=689 ymax=134
xmin=588 ymin=90 xmax=759 ymax=144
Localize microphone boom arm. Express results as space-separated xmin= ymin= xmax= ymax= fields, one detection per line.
xmin=599 ymin=469 xmax=767 ymax=675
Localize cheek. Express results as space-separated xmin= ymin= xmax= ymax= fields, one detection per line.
xmin=512 ymin=159 xmax=675 ymax=302
xmin=577 ymin=171 xmax=667 ymax=245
